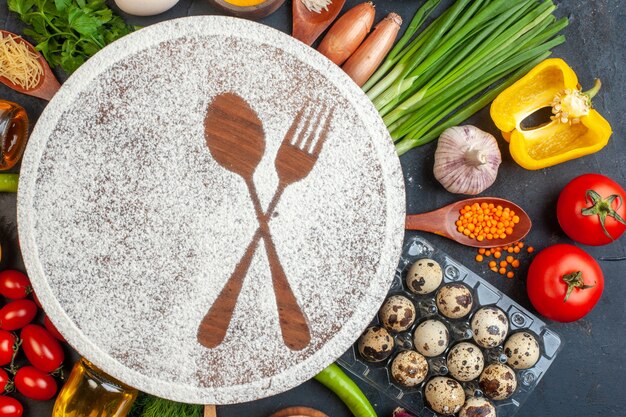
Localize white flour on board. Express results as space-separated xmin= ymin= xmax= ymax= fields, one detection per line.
xmin=18 ymin=17 xmax=405 ymax=404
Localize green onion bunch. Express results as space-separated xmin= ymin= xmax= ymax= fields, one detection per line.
xmin=363 ymin=0 xmax=568 ymax=155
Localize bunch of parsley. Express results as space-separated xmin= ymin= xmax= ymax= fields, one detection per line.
xmin=7 ymin=0 xmax=135 ymax=73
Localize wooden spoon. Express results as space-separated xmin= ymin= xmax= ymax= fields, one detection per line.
xmin=0 ymin=30 xmax=60 ymax=101
xmin=269 ymin=407 xmax=328 ymax=417
xmin=292 ymin=0 xmax=346 ymax=45
xmin=405 ymin=197 xmax=532 ymax=248
xmin=204 ymin=405 xmax=217 ymax=417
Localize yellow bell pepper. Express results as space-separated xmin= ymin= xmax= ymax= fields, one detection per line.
xmin=490 ymin=58 xmax=612 ymax=170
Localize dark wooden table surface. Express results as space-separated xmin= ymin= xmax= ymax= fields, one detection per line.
xmin=1 ymin=1 xmax=624 ymax=416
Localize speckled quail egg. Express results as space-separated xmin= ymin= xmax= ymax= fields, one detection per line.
xmin=471 ymin=306 xmax=509 ymax=348
xmin=459 ymin=396 xmax=497 ymax=417
xmin=479 ymin=363 xmax=518 ymax=400
xmin=358 ymin=326 xmax=395 ymax=362
xmin=504 ymin=332 xmax=541 ymax=369
xmin=436 ymin=283 xmax=474 ymax=319
xmin=447 ymin=342 xmax=485 ymax=382
xmin=379 ymin=295 xmax=416 ymax=333
xmin=413 ymin=319 xmax=450 ymax=357
xmin=424 ymin=377 xmax=466 ymax=415
xmin=406 ymin=258 xmax=443 ymax=295
xmin=391 ymin=350 xmax=429 ymax=387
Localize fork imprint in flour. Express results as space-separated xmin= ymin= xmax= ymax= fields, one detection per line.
xmin=198 ymin=92 xmax=333 ymax=351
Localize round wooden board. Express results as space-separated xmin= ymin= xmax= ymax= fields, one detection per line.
xmin=17 ymin=16 xmax=405 ymax=404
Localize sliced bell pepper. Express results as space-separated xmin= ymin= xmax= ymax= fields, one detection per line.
xmin=490 ymin=58 xmax=612 ymax=170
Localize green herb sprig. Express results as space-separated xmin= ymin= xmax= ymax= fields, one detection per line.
xmin=7 ymin=0 xmax=135 ymax=73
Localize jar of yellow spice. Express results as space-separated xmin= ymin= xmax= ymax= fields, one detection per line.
xmin=208 ymin=0 xmax=285 ymax=20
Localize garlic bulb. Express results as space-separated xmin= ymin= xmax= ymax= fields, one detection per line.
xmin=433 ymin=126 xmax=501 ymax=195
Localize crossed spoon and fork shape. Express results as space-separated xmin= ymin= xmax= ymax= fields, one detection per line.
xmin=197 ymin=93 xmax=333 ymax=351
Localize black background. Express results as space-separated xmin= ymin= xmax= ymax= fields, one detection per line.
xmin=1 ymin=1 xmax=624 ymax=416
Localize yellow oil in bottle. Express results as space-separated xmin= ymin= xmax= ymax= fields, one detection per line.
xmin=0 ymin=100 xmax=28 ymax=171
xmin=53 ymin=358 xmax=138 ymax=417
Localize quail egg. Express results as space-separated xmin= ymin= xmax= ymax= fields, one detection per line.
xmin=504 ymin=332 xmax=541 ymax=369
xmin=436 ymin=283 xmax=474 ymax=319
xmin=424 ymin=377 xmax=466 ymax=415
xmin=459 ymin=396 xmax=497 ymax=417
xmin=413 ymin=319 xmax=450 ymax=357
xmin=471 ymin=306 xmax=509 ymax=348
xmin=390 ymin=350 xmax=429 ymax=387
xmin=379 ymin=295 xmax=416 ymax=333
xmin=447 ymin=342 xmax=485 ymax=381
xmin=358 ymin=326 xmax=395 ymax=362
xmin=406 ymin=258 xmax=443 ymax=295
xmin=479 ymin=363 xmax=518 ymax=400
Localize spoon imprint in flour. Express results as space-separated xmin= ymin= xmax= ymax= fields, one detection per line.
xmin=198 ymin=93 xmax=326 ymax=350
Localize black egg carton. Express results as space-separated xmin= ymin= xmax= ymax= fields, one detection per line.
xmin=338 ymin=235 xmax=563 ymax=417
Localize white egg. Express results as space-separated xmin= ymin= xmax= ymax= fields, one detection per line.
xmin=115 ymin=0 xmax=180 ymax=16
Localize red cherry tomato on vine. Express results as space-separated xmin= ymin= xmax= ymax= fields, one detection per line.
xmin=0 ymin=396 xmax=23 ymax=417
xmin=31 ymin=291 xmax=42 ymax=309
xmin=0 ymin=300 xmax=37 ymax=331
xmin=557 ymin=173 xmax=626 ymax=246
xmin=0 ymin=330 xmax=17 ymax=366
xmin=0 ymin=368 xmax=10 ymax=393
xmin=527 ymin=244 xmax=604 ymax=322
xmin=21 ymin=324 xmax=65 ymax=373
xmin=0 ymin=270 xmax=31 ymax=300
xmin=14 ymin=366 xmax=57 ymax=401
xmin=44 ymin=315 xmax=66 ymax=343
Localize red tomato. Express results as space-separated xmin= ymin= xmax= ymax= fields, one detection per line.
xmin=43 ymin=315 xmax=66 ymax=343
xmin=0 ymin=397 xmax=22 ymax=417
xmin=527 ymin=244 xmax=604 ymax=322
xmin=20 ymin=324 xmax=65 ymax=373
xmin=0 ymin=368 xmax=9 ymax=392
xmin=557 ymin=173 xmax=626 ymax=245
xmin=0 ymin=271 xmax=31 ymax=300
xmin=0 ymin=331 xmax=17 ymax=366
xmin=31 ymin=292 xmax=42 ymax=309
xmin=0 ymin=300 xmax=37 ymax=331
xmin=14 ymin=366 xmax=57 ymax=401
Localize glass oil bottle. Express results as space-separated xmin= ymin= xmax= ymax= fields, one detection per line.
xmin=53 ymin=358 xmax=138 ymax=417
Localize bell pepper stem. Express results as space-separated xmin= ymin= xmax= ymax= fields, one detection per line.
xmin=562 ymin=271 xmax=595 ymax=302
xmin=583 ymin=79 xmax=602 ymax=100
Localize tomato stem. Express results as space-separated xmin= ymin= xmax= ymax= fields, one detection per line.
xmin=582 ymin=189 xmax=626 ymax=240
xmin=562 ymin=271 xmax=595 ymax=302
xmin=8 ymin=337 xmax=21 ymax=375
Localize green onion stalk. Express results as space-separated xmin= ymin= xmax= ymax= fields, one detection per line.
xmin=364 ymin=0 xmax=569 ymax=156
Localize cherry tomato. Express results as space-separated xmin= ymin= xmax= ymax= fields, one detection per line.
xmin=31 ymin=292 xmax=42 ymax=309
xmin=0 ymin=300 xmax=37 ymax=331
xmin=527 ymin=244 xmax=604 ymax=322
xmin=20 ymin=324 xmax=64 ymax=373
xmin=0 ymin=331 xmax=17 ymax=366
xmin=0 ymin=271 xmax=31 ymax=300
xmin=0 ymin=368 xmax=9 ymax=393
xmin=0 ymin=396 xmax=22 ymax=417
xmin=14 ymin=366 xmax=57 ymax=401
xmin=557 ymin=173 xmax=626 ymax=246
xmin=43 ymin=315 xmax=66 ymax=343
